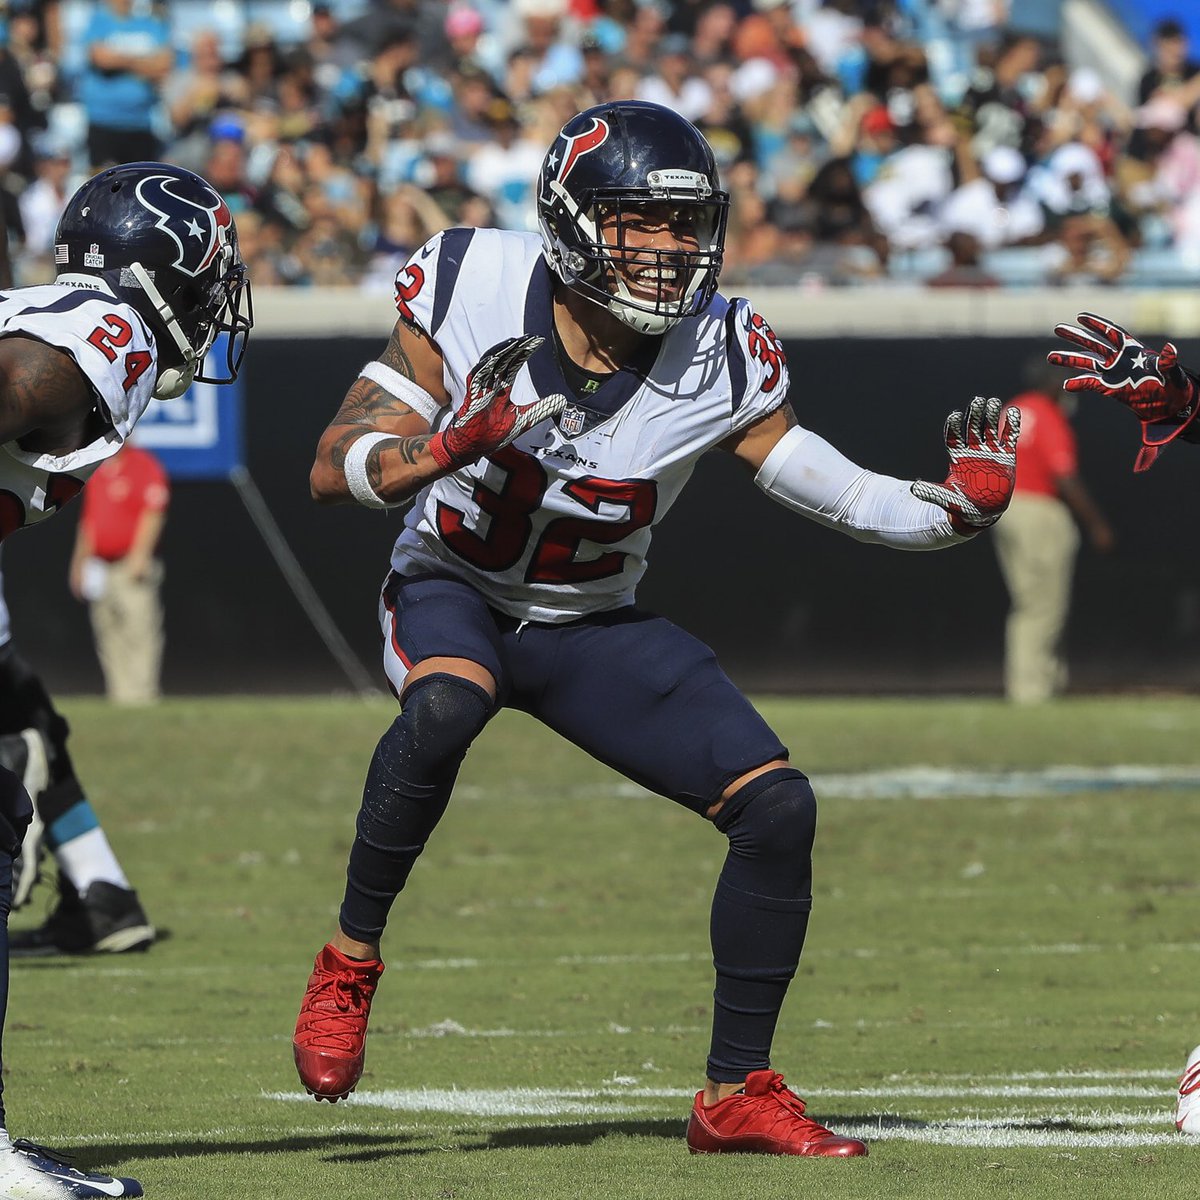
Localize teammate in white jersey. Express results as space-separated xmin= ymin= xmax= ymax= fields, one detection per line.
xmin=0 ymin=160 xmax=250 ymax=1198
xmin=293 ymin=101 xmax=1018 ymax=1157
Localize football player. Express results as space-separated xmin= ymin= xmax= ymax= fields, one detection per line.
xmin=292 ymin=101 xmax=1018 ymax=1158
xmin=0 ymin=558 xmax=156 ymax=956
xmin=0 ymin=160 xmax=251 ymax=1198
xmin=1048 ymin=311 xmax=1200 ymax=473
xmin=1048 ymin=312 xmax=1200 ymax=1135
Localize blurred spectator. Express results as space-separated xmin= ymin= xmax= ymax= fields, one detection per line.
xmin=619 ymin=1 xmax=669 ymax=72
xmin=70 ymin=445 xmax=170 ymax=708
xmin=957 ymin=33 xmax=1043 ymax=159
xmin=925 ymin=230 xmax=1002 ymax=288
xmin=1117 ymin=97 xmax=1200 ymax=260
xmin=938 ymin=144 xmax=1045 ymax=249
xmin=360 ymin=183 xmax=451 ymax=293
xmin=1138 ymin=17 xmax=1200 ymax=132
xmin=514 ymin=0 xmax=583 ymax=95
xmin=993 ymin=364 xmax=1114 ymax=705
xmin=6 ymin=3 xmax=60 ymax=133
xmin=256 ymin=143 xmax=311 ymax=241
xmin=238 ymin=24 xmax=283 ymax=110
xmin=164 ymin=31 xmax=250 ymax=174
xmin=418 ymin=131 xmax=485 ymax=224
xmin=339 ymin=0 xmax=437 ymax=61
xmin=576 ymin=32 xmax=613 ymax=106
xmin=1041 ymin=211 xmax=1131 ymax=286
xmin=444 ymin=4 xmax=501 ymax=79
xmin=690 ymin=5 xmax=737 ymax=68
xmin=17 ymin=139 xmax=71 ymax=279
xmin=465 ymin=99 xmax=543 ymax=230
xmin=721 ymin=159 xmax=782 ymax=282
xmin=701 ymin=64 xmax=765 ymax=173
xmin=733 ymin=0 xmax=806 ymax=72
xmin=79 ymin=0 xmax=172 ymax=168
xmin=447 ymin=63 xmax=502 ymax=148
xmin=864 ymin=137 xmax=955 ymax=251
xmin=204 ymin=136 xmax=256 ymax=216
xmin=637 ymin=33 xmax=712 ymax=121
xmin=861 ymin=15 xmax=929 ymax=101
xmin=1028 ymin=141 xmax=1111 ymax=218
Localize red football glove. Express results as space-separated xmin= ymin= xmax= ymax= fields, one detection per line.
xmin=911 ymin=396 xmax=1020 ymax=534
xmin=1047 ymin=311 xmax=1199 ymax=472
xmin=429 ymin=335 xmax=566 ymax=471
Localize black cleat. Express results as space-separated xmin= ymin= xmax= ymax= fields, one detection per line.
xmin=11 ymin=879 xmax=155 ymax=956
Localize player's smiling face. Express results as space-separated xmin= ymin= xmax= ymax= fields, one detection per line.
xmin=597 ymin=202 xmax=702 ymax=303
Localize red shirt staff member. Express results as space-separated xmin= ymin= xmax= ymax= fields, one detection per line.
xmin=69 ymin=445 xmax=170 ymax=707
xmin=993 ymin=368 xmax=1114 ymax=705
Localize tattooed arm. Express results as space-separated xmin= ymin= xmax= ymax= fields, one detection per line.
xmin=0 ymin=335 xmax=103 ymax=454
xmin=310 ymin=317 xmax=452 ymax=506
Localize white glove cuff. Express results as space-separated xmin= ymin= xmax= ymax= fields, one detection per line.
xmin=344 ymin=431 xmax=398 ymax=509
xmin=358 ymin=362 xmax=441 ymax=426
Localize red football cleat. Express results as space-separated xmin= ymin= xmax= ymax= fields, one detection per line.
xmin=292 ymin=943 xmax=384 ymax=1102
xmin=686 ymin=1070 xmax=868 ymax=1157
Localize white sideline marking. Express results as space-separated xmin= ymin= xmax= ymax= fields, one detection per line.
xmin=265 ymin=1085 xmax=1197 ymax=1147
xmin=21 ymin=937 xmax=1200 ymax=983
xmin=811 ymin=764 xmax=1200 ymax=800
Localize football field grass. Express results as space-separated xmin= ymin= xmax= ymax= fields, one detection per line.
xmin=8 ymin=695 xmax=1200 ymax=1198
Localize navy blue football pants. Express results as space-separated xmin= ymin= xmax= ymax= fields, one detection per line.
xmin=344 ymin=571 xmax=810 ymax=1082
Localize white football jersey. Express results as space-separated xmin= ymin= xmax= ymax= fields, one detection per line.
xmin=0 ymin=275 xmax=157 ymax=540
xmin=390 ymin=229 xmax=789 ymax=623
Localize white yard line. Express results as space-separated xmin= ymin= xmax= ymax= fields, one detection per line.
xmin=811 ymin=764 xmax=1200 ymax=800
xmin=262 ymin=1083 xmax=1197 ymax=1148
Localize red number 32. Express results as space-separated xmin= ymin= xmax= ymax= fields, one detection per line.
xmin=746 ymin=312 xmax=785 ymax=393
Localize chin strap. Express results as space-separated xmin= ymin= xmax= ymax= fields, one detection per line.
xmin=127 ymin=261 xmax=197 ymax=399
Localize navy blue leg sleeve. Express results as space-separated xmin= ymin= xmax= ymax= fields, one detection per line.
xmin=339 ymin=674 xmax=493 ymax=944
xmin=706 ymin=767 xmax=816 ymax=1083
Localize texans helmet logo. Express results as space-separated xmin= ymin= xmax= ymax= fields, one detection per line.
xmin=134 ymin=174 xmax=234 ymax=279
xmin=556 ymin=117 xmax=610 ymax=182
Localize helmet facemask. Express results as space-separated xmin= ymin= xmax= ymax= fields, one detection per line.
xmin=122 ymin=235 xmax=253 ymax=399
xmin=542 ymin=174 xmax=729 ymax=335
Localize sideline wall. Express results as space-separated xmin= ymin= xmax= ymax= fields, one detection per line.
xmin=7 ymin=288 xmax=1198 ymax=696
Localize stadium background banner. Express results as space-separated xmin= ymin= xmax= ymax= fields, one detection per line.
xmin=128 ymin=336 xmax=245 ymax=481
xmin=5 ymin=312 xmax=1198 ymax=696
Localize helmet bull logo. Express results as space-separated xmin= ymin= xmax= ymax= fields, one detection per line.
xmin=134 ymin=175 xmax=234 ymax=279
xmin=556 ymin=117 xmax=610 ymax=182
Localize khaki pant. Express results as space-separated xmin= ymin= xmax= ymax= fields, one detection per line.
xmin=90 ymin=558 xmax=164 ymax=706
xmin=992 ymin=493 xmax=1079 ymax=704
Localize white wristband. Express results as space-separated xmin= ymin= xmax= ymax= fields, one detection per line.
xmin=344 ymin=431 xmax=398 ymax=509
xmin=358 ymin=362 xmax=441 ymax=426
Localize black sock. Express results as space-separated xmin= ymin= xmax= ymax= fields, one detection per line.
xmin=706 ymin=768 xmax=816 ymax=1083
xmin=339 ymin=675 xmax=492 ymax=944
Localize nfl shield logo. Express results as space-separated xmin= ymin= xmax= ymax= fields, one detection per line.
xmin=559 ymin=405 xmax=586 ymax=437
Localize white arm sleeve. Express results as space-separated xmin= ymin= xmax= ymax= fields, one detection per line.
xmin=754 ymin=426 xmax=966 ymax=550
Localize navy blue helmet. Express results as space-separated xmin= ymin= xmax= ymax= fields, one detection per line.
xmin=537 ymin=101 xmax=729 ymax=335
xmin=54 ymin=162 xmax=253 ymax=398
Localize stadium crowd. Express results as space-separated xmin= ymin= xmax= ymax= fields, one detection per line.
xmin=1 ymin=0 xmax=1198 ymax=291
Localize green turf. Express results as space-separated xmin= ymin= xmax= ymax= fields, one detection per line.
xmin=8 ymin=696 xmax=1200 ymax=1198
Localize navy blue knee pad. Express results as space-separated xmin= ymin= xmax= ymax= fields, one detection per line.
xmin=707 ymin=766 xmax=817 ymax=1082
xmin=712 ymin=766 xmax=816 ymax=899
xmin=340 ymin=672 xmax=494 ymax=943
